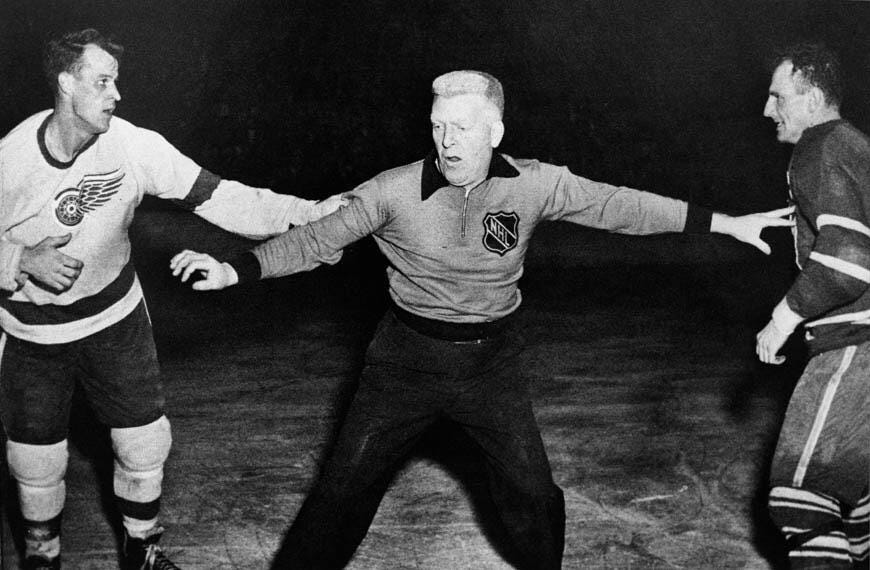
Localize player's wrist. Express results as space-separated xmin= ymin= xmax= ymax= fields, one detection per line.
xmin=771 ymin=298 xmax=802 ymax=336
xmin=220 ymin=262 xmax=239 ymax=287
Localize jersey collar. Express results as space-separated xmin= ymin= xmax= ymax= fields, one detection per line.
xmin=421 ymin=151 xmax=520 ymax=201
xmin=38 ymin=113 xmax=100 ymax=169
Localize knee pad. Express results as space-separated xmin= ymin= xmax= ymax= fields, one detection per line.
xmin=111 ymin=415 xmax=172 ymax=472
xmin=6 ymin=439 xmax=68 ymax=521
xmin=111 ymin=415 xmax=171 ymax=503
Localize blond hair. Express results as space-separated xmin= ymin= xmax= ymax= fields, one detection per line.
xmin=432 ymin=70 xmax=504 ymax=118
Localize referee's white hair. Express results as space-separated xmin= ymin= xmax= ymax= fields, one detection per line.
xmin=432 ymin=70 xmax=504 ymax=119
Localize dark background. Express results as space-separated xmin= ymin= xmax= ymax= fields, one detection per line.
xmin=1 ymin=4 xmax=868 ymax=566
xmin=1 ymin=0 xmax=870 ymax=330
xmin=2 ymin=0 xmax=869 ymax=212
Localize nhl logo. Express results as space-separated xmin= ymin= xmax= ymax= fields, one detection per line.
xmin=482 ymin=211 xmax=519 ymax=256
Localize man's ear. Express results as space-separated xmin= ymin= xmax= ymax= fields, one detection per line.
xmin=490 ymin=120 xmax=504 ymax=148
xmin=807 ymin=86 xmax=825 ymax=114
xmin=57 ymin=72 xmax=74 ymax=96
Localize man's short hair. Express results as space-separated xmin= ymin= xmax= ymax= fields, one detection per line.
xmin=43 ymin=28 xmax=123 ymax=95
xmin=771 ymin=42 xmax=843 ymax=109
xmin=432 ymin=70 xmax=504 ymax=118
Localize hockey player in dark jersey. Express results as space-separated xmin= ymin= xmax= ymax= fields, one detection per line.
xmin=756 ymin=42 xmax=869 ymax=568
xmin=0 ymin=29 xmax=345 ymax=570
xmin=173 ymin=70 xmax=794 ymax=569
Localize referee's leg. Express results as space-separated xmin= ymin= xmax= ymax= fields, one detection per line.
xmin=453 ymin=359 xmax=565 ymax=570
xmin=272 ymin=316 xmax=441 ymax=569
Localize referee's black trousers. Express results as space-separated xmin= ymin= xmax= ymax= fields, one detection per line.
xmin=271 ymin=309 xmax=566 ymax=569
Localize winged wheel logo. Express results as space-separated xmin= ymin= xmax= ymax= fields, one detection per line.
xmin=54 ymin=169 xmax=124 ymax=226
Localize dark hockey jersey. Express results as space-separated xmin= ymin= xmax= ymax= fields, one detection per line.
xmin=785 ymin=119 xmax=870 ymax=354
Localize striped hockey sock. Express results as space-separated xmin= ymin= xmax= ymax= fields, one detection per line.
xmin=769 ymin=486 xmax=853 ymax=569
xmin=845 ymin=492 xmax=869 ymax=564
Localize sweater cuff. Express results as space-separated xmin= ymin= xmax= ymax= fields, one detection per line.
xmin=772 ymin=297 xmax=804 ymax=335
xmin=227 ymin=251 xmax=262 ymax=285
xmin=683 ymin=204 xmax=713 ymax=234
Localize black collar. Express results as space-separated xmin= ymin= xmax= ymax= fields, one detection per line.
xmin=421 ymin=151 xmax=520 ymax=201
xmin=38 ymin=112 xmax=100 ymax=169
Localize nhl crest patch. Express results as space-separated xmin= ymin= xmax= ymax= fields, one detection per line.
xmin=482 ymin=211 xmax=519 ymax=256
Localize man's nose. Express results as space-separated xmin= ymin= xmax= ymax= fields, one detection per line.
xmin=763 ymin=97 xmax=775 ymax=118
xmin=441 ymin=126 xmax=456 ymax=147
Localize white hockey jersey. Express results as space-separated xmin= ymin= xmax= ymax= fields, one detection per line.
xmin=0 ymin=110 xmax=320 ymax=344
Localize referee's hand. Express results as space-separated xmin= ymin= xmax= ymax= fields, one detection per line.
xmin=711 ymin=206 xmax=795 ymax=255
xmin=170 ymin=250 xmax=238 ymax=291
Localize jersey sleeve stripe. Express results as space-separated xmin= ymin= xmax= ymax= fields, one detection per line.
xmin=817 ymin=214 xmax=870 ymax=238
xmin=806 ymin=307 xmax=870 ymax=327
xmin=809 ymin=252 xmax=870 ymax=283
xmin=172 ymin=168 xmax=221 ymax=211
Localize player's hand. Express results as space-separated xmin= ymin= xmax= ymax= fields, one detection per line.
xmin=756 ymin=319 xmax=789 ymax=365
xmin=310 ymin=192 xmax=349 ymax=221
xmin=19 ymin=233 xmax=83 ymax=292
xmin=712 ymin=206 xmax=795 ymax=255
xmin=170 ymin=250 xmax=238 ymax=291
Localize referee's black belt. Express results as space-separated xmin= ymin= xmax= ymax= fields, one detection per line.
xmin=391 ymin=302 xmax=513 ymax=342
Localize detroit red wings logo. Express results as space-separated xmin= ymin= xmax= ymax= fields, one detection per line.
xmin=482 ymin=211 xmax=519 ymax=256
xmin=54 ymin=169 xmax=124 ymax=226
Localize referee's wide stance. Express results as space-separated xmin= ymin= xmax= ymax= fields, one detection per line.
xmin=174 ymin=69 xmax=793 ymax=569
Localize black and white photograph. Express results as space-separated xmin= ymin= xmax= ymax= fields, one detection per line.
xmin=0 ymin=1 xmax=868 ymax=568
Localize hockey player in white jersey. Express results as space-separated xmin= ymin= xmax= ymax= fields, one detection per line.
xmin=0 ymin=28 xmax=344 ymax=570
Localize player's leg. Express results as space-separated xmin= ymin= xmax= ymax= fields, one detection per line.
xmin=0 ymin=333 xmax=76 ymax=570
xmin=271 ymin=312 xmax=443 ymax=569
xmin=450 ymin=328 xmax=565 ymax=570
xmin=6 ymin=441 xmax=67 ymax=570
xmin=78 ymin=303 xmax=178 ymax=569
xmin=110 ymin=417 xmax=174 ymax=570
xmin=768 ymin=342 xmax=870 ymax=569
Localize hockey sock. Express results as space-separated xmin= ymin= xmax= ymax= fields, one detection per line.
xmin=769 ymin=486 xmax=852 ymax=569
